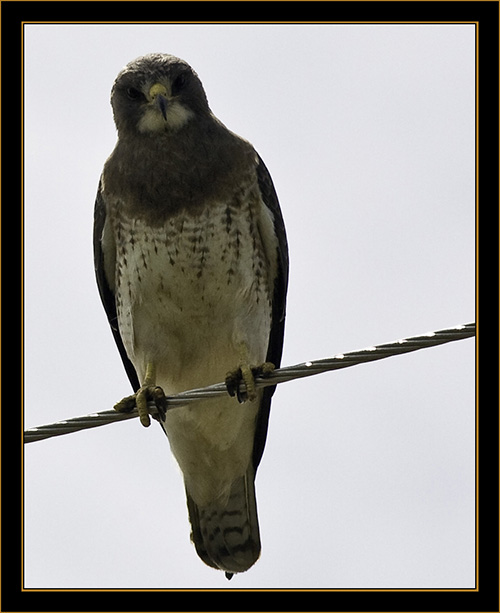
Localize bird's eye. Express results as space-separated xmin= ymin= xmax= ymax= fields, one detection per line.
xmin=126 ymin=87 xmax=143 ymax=100
xmin=172 ymin=73 xmax=187 ymax=94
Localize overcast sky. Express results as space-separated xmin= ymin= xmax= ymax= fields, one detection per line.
xmin=24 ymin=23 xmax=475 ymax=590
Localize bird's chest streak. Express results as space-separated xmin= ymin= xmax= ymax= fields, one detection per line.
xmin=112 ymin=200 xmax=273 ymax=381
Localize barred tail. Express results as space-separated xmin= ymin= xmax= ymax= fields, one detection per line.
xmin=186 ymin=469 xmax=261 ymax=577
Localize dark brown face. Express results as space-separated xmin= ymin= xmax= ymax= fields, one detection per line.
xmin=111 ymin=53 xmax=210 ymax=137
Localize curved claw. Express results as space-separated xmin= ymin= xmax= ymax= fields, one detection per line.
xmin=225 ymin=362 xmax=275 ymax=403
xmin=114 ymin=385 xmax=167 ymax=427
xmin=151 ymin=386 xmax=167 ymax=421
xmin=225 ymin=368 xmax=245 ymax=402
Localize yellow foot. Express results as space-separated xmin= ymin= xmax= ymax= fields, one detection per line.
xmin=114 ymin=385 xmax=167 ymax=427
xmin=225 ymin=362 xmax=275 ymax=403
xmin=114 ymin=363 xmax=167 ymax=427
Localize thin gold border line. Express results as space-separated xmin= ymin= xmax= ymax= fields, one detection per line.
xmin=21 ymin=20 xmax=479 ymax=594
xmin=21 ymin=20 xmax=479 ymax=24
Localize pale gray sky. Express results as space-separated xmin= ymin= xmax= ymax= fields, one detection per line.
xmin=24 ymin=23 xmax=475 ymax=589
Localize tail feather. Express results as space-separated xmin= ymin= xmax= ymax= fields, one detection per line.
xmin=186 ymin=469 xmax=261 ymax=575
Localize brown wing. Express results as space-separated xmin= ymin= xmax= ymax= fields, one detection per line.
xmin=93 ymin=181 xmax=141 ymax=392
xmin=252 ymin=155 xmax=289 ymax=471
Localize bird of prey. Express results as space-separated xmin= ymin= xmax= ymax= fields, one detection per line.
xmin=93 ymin=53 xmax=288 ymax=578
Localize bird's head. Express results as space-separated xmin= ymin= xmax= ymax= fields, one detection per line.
xmin=110 ymin=53 xmax=210 ymax=137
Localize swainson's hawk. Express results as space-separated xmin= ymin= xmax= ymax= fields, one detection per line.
xmin=93 ymin=53 xmax=288 ymax=578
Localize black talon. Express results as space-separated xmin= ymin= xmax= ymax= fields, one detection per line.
xmin=114 ymin=384 xmax=167 ymax=426
xmin=152 ymin=386 xmax=167 ymax=421
xmin=225 ymin=362 xmax=275 ymax=404
xmin=225 ymin=368 xmax=248 ymax=403
xmin=225 ymin=368 xmax=249 ymax=403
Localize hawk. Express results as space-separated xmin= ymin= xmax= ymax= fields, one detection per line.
xmin=93 ymin=53 xmax=288 ymax=578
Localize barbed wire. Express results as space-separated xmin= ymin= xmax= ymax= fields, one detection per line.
xmin=24 ymin=322 xmax=475 ymax=444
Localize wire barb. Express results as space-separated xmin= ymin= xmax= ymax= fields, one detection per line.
xmin=24 ymin=322 xmax=475 ymax=444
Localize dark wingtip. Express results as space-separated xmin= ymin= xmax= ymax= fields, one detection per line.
xmin=225 ymin=572 xmax=234 ymax=580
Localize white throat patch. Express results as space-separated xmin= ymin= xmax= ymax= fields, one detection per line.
xmin=138 ymin=101 xmax=194 ymax=133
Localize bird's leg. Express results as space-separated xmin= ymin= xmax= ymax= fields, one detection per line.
xmin=135 ymin=363 xmax=167 ymax=427
xmin=225 ymin=345 xmax=275 ymax=403
xmin=114 ymin=362 xmax=167 ymax=427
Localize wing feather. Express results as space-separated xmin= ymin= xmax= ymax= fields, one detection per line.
xmin=93 ymin=182 xmax=141 ymax=392
xmin=252 ymin=156 xmax=289 ymax=471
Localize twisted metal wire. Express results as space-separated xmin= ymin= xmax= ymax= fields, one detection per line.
xmin=24 ymin=322 xmax=475 ymax=444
